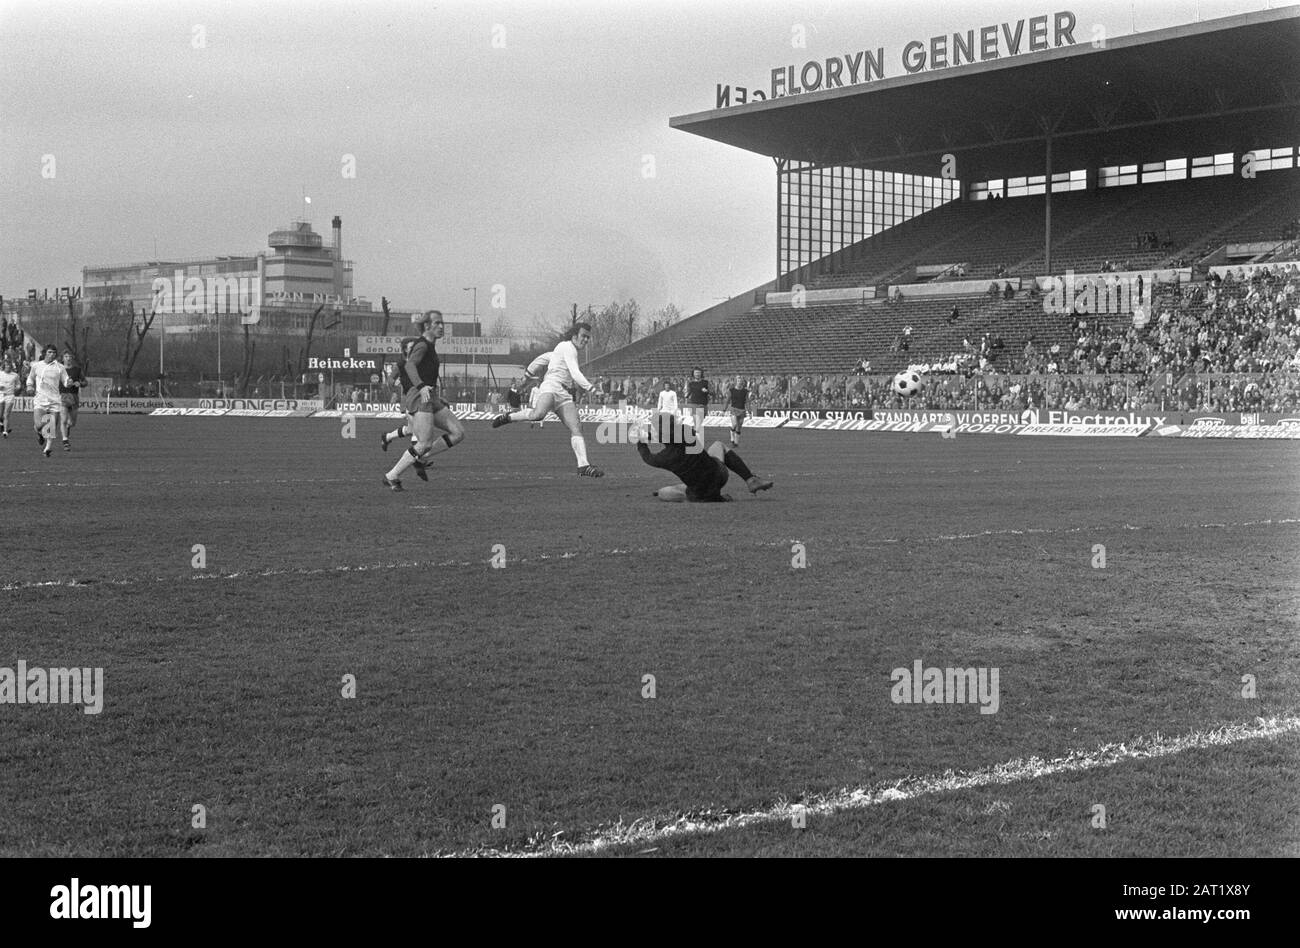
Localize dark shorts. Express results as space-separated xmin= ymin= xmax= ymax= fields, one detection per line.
xmin=401 ymin=388 xmax=449 ymax=415
xmin=685 ymin=458 xmax=731 ymax=502
xmin=730 ymin=408 xmax=746 ymax=420
xmin=61 ymin=394 xmax=78 ymax=409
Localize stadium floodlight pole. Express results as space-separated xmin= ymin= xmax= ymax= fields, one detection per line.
xmin=1044 ymin=133 xmax=1053 ymax=274
xmin=463 ymin=286 xmax=477 ymax=389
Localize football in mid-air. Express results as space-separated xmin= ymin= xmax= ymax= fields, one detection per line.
xmin=893 ymin=370 xmax=922 ymax=397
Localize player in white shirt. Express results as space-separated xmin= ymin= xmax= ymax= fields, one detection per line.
xmin=655 ymin=380 xmax=679 ymax=417
xmin=26 ymin=344 xmax=69 ymax=457
xmin=490 ymin=322 xmax=603 ymax=476
xmin=0 ymin=355 xmax=21 ymax=438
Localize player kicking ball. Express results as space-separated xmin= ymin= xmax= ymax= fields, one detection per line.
xmin=635 ymin=411 xmax=772 ymax=502
xmin=489 ymin=322 xmax=603 ymax=477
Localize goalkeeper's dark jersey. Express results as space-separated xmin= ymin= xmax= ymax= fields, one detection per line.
xmin=506 ymin=387 xmax=522 ymax=409
xmin=636 ymin=427 xmax=729 ymax=502
xmin=686 ymin=378 xmax=710 ymax=406
xmin=728 ymin=386 xmax=749 ymax=411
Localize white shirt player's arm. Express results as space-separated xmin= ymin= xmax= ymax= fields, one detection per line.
xmin=558 ymin=343 xmax=592 ymax=391
xmin=524 ymin=353 xmax=550 ymax=380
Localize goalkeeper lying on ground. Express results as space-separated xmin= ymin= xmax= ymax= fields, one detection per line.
xmin=635 ymin=412 xmax=773 ymax=502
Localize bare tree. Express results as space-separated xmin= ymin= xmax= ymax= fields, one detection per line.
xmin=296 ymin=304 xmax=326 ymax=379
xmin=623 ymin=299 xmax=641 ymax=346
xmin=648 ymin=302 xmax=683 ymax=335
xmin=119 ymin=300 xmax=156 ymax=381
xmin=487 ymin=314 xmax=514 ymax=339
xmin=62 ymin=297 xmax=94 ymax=372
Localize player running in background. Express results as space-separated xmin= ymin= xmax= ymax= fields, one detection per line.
xmin=504 ymin=380 xmax=545 ymax=428
xmin=379 ymin=336 xmax=419 ymax=451
xmin=526 ymin=379 xmax=545 ymax=428
xmin=0 ymin=355 xmax=20 ymax=438
xmin=685 ymin=367 xmax=710 ymax=431
xmin=656 ymin=379 xmax=678 ymax=418
xmin=490 ymin=322 xmax=603 ymax=477
xmin=635 ymin=412 xmax=772 ymax=502
xmin=724 ymin=375 xmax=749 ymax=447
xmin=504 ymin=381 xmax=523 ymax=413
xmin=383 ymin=312 xmax=464 ymax=491
xmin=26 ymin=344 xmax=68 ymax=458
xmin=57 ymin=351 xmax=85 ymax=451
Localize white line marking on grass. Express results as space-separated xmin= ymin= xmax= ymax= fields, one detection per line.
xmin=447 ymin=715 xmax=1300 ymax=858
xmin=4 ymin=519 xmax=1298 ymax=592
xmin=0 ymin=548 xmax=664 ymax=591
xmin=873 ymin=518 xmax=1300 ymax=544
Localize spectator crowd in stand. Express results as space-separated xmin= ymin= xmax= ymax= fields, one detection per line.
xmin=0 ymin=315 xmax=34 ymax=391
xmin=588 ymin=264 xmax=1300 ymax=414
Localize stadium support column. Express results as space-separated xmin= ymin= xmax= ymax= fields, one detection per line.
xmin=775 ymin=157 xmax=786 ymax=291
xmin=1044 ymin=134 xmax=1053 ymax=274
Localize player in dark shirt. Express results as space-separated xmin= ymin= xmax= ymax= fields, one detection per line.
xmin=378 ymin=336 xmax=432 ymax=483
xmin=505 ymin=384 xmax=523 ymax=410
xmin=725 ymin=375 xmax=749 ymax=448
xmin=636 ymin=412 xmax=772 ymax=502
xmin=685 ymin=367 xmax=710 ymax=431
xmin=383 ymin=312 xmax=465 ymax=491
xmin=58 ymin=351 xmax=85 ymax=451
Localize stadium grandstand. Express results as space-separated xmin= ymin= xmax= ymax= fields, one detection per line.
xmin=584 ymin=6 xmax=1300 ymax=413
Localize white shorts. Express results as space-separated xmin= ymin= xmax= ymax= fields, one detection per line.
xmin=537 ymin=380 xmax=574 ymax=407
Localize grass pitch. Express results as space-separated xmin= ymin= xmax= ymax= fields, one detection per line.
xmin=2 ymin=416 xmax=1297 ymax=856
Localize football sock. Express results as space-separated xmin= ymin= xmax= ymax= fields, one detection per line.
xmin=508 ymin=409 xmax=532 ymax=422
xmin=387 ymin=447 xmax=419 ymax=480
xmin=723 ymin=449 xmax=754 ymax=481
xmin=382 ymin=427 xmax=403 ymax=443
xmin=570 ymin=435 xmax=589 ymax=467
xmin=420 ymin=434 xmax=457 ymax=459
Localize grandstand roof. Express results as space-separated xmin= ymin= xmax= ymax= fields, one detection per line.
xmin=670 ymin=6 xmax=1300 ymax=181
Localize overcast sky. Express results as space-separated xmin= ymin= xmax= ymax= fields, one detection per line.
xmin=0 ymin=0 xmax=1279 ymax=327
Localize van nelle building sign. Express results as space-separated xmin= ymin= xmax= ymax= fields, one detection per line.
xmin=715 ymin=10 xmax=1078 ymax=107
